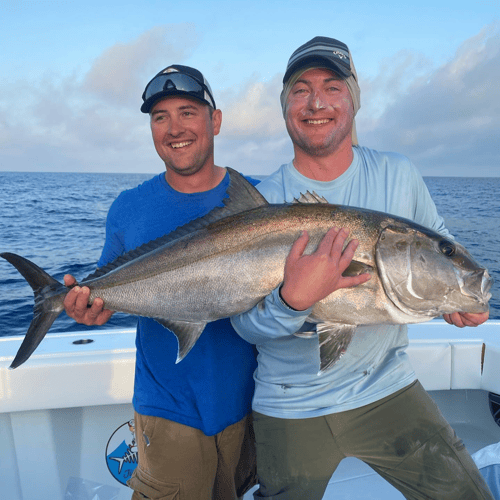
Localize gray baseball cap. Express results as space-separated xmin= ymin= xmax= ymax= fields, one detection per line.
xmin=283 ymin=36 xmax=353 ymax=84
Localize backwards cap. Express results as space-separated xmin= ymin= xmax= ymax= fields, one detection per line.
xmin=141 ymin=64 xmax=216 ymax=113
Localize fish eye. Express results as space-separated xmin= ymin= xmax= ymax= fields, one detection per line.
xmin=439 ymin=240 xmax=456 ymax=257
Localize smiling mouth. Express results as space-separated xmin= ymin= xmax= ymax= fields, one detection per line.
xmin=171 ymin=141 xmax=193 ymax=149
xmin=304 ymin=119 xmax=331 ymax=125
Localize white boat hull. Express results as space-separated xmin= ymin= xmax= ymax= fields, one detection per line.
xmin=1 ymin=321 xmax=500 ymax=499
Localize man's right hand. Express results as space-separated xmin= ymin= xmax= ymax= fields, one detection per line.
xmin=63 ymin=274 xmax=114 ymax=325
xmin=279 ymin=227 xmax=371 ymax=311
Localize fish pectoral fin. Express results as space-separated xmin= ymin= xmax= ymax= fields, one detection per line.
xmin=154 ymin=319 xmax=208 ymax=363
xmin=317 ymin=323 xmax=357 ymax=374
xmin=293 ymin=321 xmax=317 ymax=338
xmin=342 ymin=261 xmax=373 ymax=277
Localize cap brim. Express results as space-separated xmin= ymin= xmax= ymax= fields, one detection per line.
xmin=141 ymin=91 xmax=212 ymax=113
xmin=283 ymin=56 xmax=351 ymax=84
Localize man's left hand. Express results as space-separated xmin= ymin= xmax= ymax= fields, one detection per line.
xmin=443 ymin=311 xmax=489 ymax=328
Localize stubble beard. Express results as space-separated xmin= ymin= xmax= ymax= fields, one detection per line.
xmin=165 ymin=141 xmax=215 ymax=177
xmin=289 ymin=124 xmax=351 ymax=159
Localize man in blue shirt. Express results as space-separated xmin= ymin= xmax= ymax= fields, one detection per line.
xmin=63 ymin=65 xmax=257 ymax=500
xmin=231 ymin=37 xmax=492 ymax=500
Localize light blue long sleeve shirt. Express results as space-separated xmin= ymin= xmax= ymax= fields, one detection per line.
xmin=231 ymin=146 xmax=451 ymax=419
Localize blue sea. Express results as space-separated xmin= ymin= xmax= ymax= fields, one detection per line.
xmin=0 ymin=172 xmax=498 ymax=338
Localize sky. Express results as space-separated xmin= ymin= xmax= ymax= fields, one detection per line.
xmin=0 ymin=0 xmax=499 ymax=177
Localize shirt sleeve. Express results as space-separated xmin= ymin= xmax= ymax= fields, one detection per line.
xmin=231 ymin=287 xmax=311 ymax=344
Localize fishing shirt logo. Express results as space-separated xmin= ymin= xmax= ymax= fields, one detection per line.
xmin=106 ymin=419 xmax=138 ymax=485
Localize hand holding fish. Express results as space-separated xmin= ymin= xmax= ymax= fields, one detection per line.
xmin=443 ymin=311 xmax=489 ymax=328
xmin=279 ymin=227 xmax=372 ymax=311
xmin=63 ymin=275 xmax=114 ymax=326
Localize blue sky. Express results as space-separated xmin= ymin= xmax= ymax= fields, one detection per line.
xmin=1 ymin=0 xmax=499 ymax=176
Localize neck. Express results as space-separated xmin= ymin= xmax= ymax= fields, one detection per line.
xmin=165 ymin=165 xmax=226 ymax=193
xmin=293 ymin=142 xmax=354 ymax=182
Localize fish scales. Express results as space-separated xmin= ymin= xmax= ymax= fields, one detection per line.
xmin=83 ymin=205 xmax=339 ymax=321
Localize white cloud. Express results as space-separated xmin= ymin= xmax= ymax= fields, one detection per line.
xmin=82 ymin=24 xmax=199 ymax=105
xmin=219 ymin=73 xmax=285 ymax=138
xmin=215 ymin=72 xmax=292 ymax=175
xmin=358 ymin=23 xmax=500 ymax=176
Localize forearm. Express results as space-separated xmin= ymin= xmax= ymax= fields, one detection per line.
xmin=231 ymin=287 xmax=311 ymax=344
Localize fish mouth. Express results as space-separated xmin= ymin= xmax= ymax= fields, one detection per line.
xmin=457 ymin=268 xmax=493 ymax=305
xmin=482 ymin=270 xmax=493 ymax=301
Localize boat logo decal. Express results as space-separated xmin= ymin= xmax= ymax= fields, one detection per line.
xmin=105 ymin=419 xmax=138 ymax=485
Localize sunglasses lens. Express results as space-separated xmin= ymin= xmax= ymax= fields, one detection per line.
xmin=144 ymin=73 xmax=214 ymax=107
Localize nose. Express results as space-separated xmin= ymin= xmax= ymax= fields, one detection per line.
xmin=309 ymin=90 xmax=327 ymax=110
xmin=167 ymin=117 xmax=184 ymax=136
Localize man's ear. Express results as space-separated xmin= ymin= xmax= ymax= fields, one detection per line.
xmin=212 ymin=108 xmax=222 ymax=136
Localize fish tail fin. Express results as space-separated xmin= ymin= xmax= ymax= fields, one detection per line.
xmin=1 ymin=252 xmax=66 ymax=369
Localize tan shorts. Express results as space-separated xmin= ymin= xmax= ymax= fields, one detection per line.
xmin=127 ymin=412 xmax=256 ymax=500
xmin=253 ymin=381 xmax=494 ymax=500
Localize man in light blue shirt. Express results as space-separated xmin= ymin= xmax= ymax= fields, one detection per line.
xmin=231 ymin=36 xmax=492 ymax=500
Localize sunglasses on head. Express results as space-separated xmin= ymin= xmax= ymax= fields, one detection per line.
xmin=142 ymin=72 xmax=216 ymax=109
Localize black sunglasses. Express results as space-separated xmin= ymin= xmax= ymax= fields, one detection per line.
xmin=142 ymin=73 xmax=216 ymax=109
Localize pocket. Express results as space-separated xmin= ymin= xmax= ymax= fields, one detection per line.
xmin=127 ymin=468 xmax=180 ymax=500
xmin=139 ymin=414 xmax=158 ymax=445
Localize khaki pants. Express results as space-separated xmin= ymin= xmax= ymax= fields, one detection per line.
xmin=128 ymin=412 xmax=256 ymax=500
xmin=253 ymin=381 xmax=494 ymax=500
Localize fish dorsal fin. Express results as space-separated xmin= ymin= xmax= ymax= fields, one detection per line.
xmin=293 ymin=191 xmax=329 ymax=204
xmin=82 ymin=168 xmax=268 ymax=282
xmin=215 ymin=167 xmax=269 ymax=216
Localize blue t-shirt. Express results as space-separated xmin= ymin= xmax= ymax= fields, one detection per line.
xmin=98 ymin=170 xmax=258 ymax=435
xmin=232 ymin=146 xmax=451 ymax=419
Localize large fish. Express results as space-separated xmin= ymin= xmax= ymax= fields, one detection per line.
xmin=1 ymin=168 xmax=492 ymax=371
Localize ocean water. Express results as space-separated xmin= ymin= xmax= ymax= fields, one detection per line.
xmin=0 ymin=172 xmax=498 ymax=339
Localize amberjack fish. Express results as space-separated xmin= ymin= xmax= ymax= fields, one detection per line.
xmin=1 ymin=169 xmax=492 ymax=371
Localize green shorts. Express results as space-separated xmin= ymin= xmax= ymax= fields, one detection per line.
xmin=253 ymin=381 xmax=494 ymax=500
xmin=127 ymin=412 xmax=256 ymax=500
